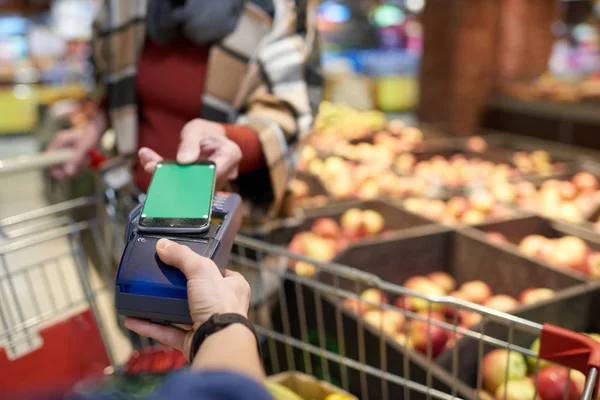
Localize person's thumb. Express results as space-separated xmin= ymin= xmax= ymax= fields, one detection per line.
xmin=156 ymin=239 xmax=221 ymax=280
xmin=177 ymin=127 xmax=202 ymax=164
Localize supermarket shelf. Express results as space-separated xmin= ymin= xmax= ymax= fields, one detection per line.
xmin=487 ymin=95 xmax=600 ymax=126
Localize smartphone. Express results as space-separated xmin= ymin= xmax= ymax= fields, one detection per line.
xmin=138 ymin=161 xmax=216 ymax=233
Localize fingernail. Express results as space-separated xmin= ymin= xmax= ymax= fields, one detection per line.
xmin=157 ymin=238 xmax=173 ymax=250
xmin=177 ymin=151 xmax=195 ymax=163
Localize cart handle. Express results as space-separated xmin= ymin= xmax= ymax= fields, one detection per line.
xmin=540 ymin=323 xmax=600 ymax=398
xmin=0 ymin=149 xmax=109 ymax=176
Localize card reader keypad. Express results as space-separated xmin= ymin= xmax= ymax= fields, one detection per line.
xmin=212 ymin=192 xmax=229 ymax=215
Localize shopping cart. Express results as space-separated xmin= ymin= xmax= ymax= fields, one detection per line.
xmin=1 ymin=150 xmax=599 ymax=400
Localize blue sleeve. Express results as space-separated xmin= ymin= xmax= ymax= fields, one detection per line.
xmin=148 ymin=370 xmax=273 ymax=400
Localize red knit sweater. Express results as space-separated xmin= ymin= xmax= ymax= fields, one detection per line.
xmin=134 ymin=39 xmax=265 ymax=191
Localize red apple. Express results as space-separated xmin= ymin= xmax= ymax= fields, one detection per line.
xmin=537 ymin=238 xmax=558 ymax=262
xmin=409 ymin=317 xmax=449 ymax=357
xmin=459 ymin=281 xmax=492 ymax=304
xmin=495 ymin=378 xmax=537 ymax=400
xmin=382 ymin=309 xmax=406 ymax=331
xmin=487 ymin=231 xmax=508 ymax=245
xmin=481 ymin=349 xmax=528 ymax=393
xmin=427 ymin=271 xmax=456 ymax=293
xmin=287 ymin=232 xmax=315 ymax=267
xmin=342 ymin=298 xmax=369 ymax=316
xmin=362 ymin=209 xmax=385 ymax=236
xmin=360 ymin=288 xmax=388 ymax=311
xmin=466 ymin=136 xmax=488 ymax=153
xmin=492 ymin=182 xmax=517 ymax=204
xmin=311 ymin=218 xmax=341 ymax=239
xmin=515 ymin=181 xmax=537 ymax=199
xmin=518 ymin=235 xmax=548 ymax=257
xmin=483 ymin=295 xmax=519 ymax=312
xmin=519 ymin=288 xmax=555 ymax=304
xmin=583 ymin=252 xmax=600 ymax=278
xmin=536 ymin=365 xmax=580 ymax=400
xmin=445 ymin=291 xmax=472 ymax=320
xmin=458 ymin=310 xmax=482 ymax=328
xmin=572 ymin=172 xmax=598 ymax=193
xmin=558 ymin=202 xmax=584 ymax=223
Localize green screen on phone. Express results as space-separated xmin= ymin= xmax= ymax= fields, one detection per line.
xmin=141 ymin=162 xmax=215 ymax=222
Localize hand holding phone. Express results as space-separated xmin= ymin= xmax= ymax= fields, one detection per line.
xmin=138 ymin=161 xmax=216 ymax=233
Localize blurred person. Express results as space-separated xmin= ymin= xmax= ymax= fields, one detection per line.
xmin=69 ymin=238 xmax=271 ymax=400
xmin=47 ymin=0 xmax=313 ymax=220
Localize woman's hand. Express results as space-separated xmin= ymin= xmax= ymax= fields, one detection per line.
xmin=139 ymin=119 xmax=242 ymax=188
xmin=45 ymin=119 xmax=105 ymax=179
xmin=124 ymin=238 xmax=251 ymax=360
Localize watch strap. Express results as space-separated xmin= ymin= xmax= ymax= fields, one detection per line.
xmin=189 ymin=313 xmax=258 ymax=361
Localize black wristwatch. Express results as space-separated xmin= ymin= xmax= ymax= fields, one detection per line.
xmin=189 ymin=313 xmax=259 ymax=361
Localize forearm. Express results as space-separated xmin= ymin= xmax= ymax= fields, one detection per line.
xmin=191 ymin=323 xmax=265 ymax=383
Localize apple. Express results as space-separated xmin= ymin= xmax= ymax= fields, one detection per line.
xmin=405 ymin=280 xmax=446 ymax=312
xmin=558 ymin=181 xmax=577 ymax=200
xmin=295 ymin=261 xmax=317 ymax=277
xmin=404 ymin=276 xmax=431 ymax=291
xmin=357 ymin=179 xmax=380 ymax=200
xmin=409 ymin=317 xmax=449 ymax=357
xmin=537 ymin=238 xmax=558 ymax=261
xmin=483 ymin=295 xmax=519 ymax=312
xmin=519 ymin=288 xmax=555 ymax=305
xmin=305 ymin=236 xmax=337 ymax=262
xmin=466 ymin=136 xmax=488 ymax=153
xmin=290 ymin=179 xmax=310 ymax=198
xmin=513 ymin=152 xmax=534 ymax=174
xmin=393 ymin=333 xmax=414 ymax=348
xmin=515 ymin=181 xmax=537 ymax=199
xmin=363 ymin=310 xmax=400 ymax=335
xmin=583 ymin=252 xmax=600 ymax=278
xmin=447 ymin=196 xmax=469 ymax=217
xmin=445 ymin=291 xmax=473 ymax=320
xmin=527 ymin=337 xmax=552 ymax=372
xmin=311 ymin=218 xmax=341 ymax=239
xmin=360 ymin=288 xmax=388 ymax=311
xmin=459 ymin=281 xmax=492 ymax=304
xmin=469 ymin=191 xmax=495 ymax=213
xmin=458 ymin=310 xmax=482 ymax=328
xmin=573 ymin=172 xmax=598 ymax=193
xmin=427 ymin=271 xmax=456 ymax=293
xmin=362 ymin=210 xmax=385 ymax=236
xmin=493 ymin=182 xmax=517 ymax=204
xmin=536 ymin=365 xmax=580 ymax=400
xmin=551 ymin=236 xmax=589 ymax=269
xmin=335 ymin=237 xmax=350 ymax=253
xmin=423 ymin=200 xmax=447 ymax=221
xmin=495 ymin=378 xmax=537 ymax=400
xmin=403 ymin=198 xmax=423 ymax=214
xmin=518 ymin=235 xmax=548 ymax=257
xmin=342 ymin=298 xmax=368 ymax=316
xmin=395 ymin=153 xmax=416 ymax=173
xmin=481 ymin=349 xmax=528 ymax=393
xmin=340 ymin=208 xmax=363 ymax=236
xmin=558 ymin=202 xmax=584 ymax=223
xmin=487 ymin=231 xmax=508 ymax=245
xmin=461 ymin=209 xmax=486 ymax=225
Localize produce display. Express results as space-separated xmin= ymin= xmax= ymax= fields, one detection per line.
xmin=479 ymin=333 xmax=600 ymax=400
xmin=287 ymin=209 xmax=386 ymax=277
xmin=311 ymin=102 xmax=387 ymax=141
xmin=500 ymin=73 xmax=600 ymax=103
xmin=502 ymin=234 xmax=600 ymax=279
xmin=510 ymin=173 xmax=600 ymax=223
xmin=341 ymin=273 xmax=555 ymax=358
xmin=402 ymin=193 xmax=514 ymax=225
